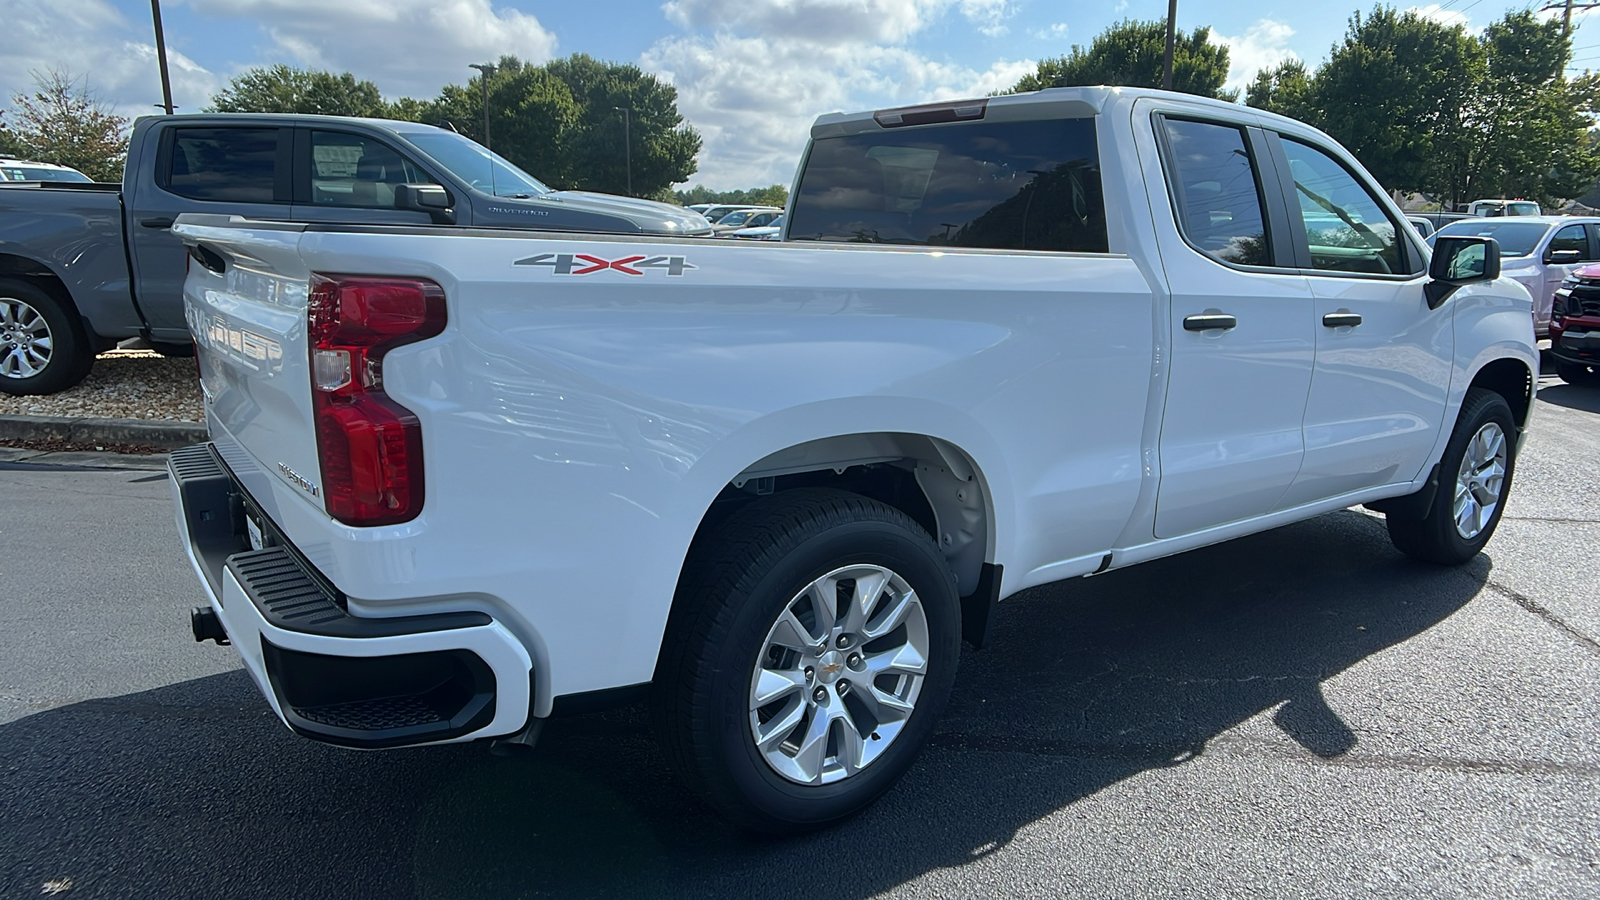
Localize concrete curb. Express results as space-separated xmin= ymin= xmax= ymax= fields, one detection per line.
xmin=0 ymin=414 xmax=206 ymax=449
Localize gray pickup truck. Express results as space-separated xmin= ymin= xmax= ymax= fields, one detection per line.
xmin=0 ymin=113 xmax=711 ymax=394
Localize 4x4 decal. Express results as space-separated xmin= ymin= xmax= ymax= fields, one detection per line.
xmin=515 ymin=253 xmax=695 ymax=276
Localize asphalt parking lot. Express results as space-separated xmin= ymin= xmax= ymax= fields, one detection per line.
xmin=1 ymin=378 xmax=1596 ymax=899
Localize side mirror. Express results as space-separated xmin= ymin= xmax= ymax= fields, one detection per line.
xmin=1547 ymin=248 xmax=1582 ymax=265
xmin=394 ymin=183 xmax=456 ymax=225
xmin=1426 ymin=235 xmax=1500 ymax=309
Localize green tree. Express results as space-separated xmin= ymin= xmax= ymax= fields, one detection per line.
xmin=6 ymin=69 xmax=129 ymax=181
xmin=210 ymin=65 xmax=388 ymax=117
xmin=1459 ymin=11 xmax=1600 ymax=207
xmin=1259 ymin=7 xmax=1600 ymax=208
xmin=1010 ymin=20 xmax=1236 ymax=100
xmin=674 ymin=184 xmax=788 ymax=207
xmin=1309 ymin=7 xmax=1479 ymax=196
xmin=0 ymin=110 xmax=26 ymax=157
xmin=412 ymin=56 xmax=580 ymax=186
xmin=544 ymin=54 xmax=702 ymax=196
xmin=1245 ymin=60 xmax=1319 ymax=125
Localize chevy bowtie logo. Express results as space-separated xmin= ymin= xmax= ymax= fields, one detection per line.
xmin=514 ymin=252 xmax=695 ymax=276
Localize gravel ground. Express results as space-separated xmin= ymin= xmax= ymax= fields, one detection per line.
xmin=0 ymin=351 xmax=202 ymax=422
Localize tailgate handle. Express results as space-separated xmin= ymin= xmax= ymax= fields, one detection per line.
xmin=188 ymin=243 xmax=227 ymax=274
xmin=140 ymin=217 xmax=175 ymax=229
xmin=1182 ymin=313 xmax=1238 ymax=332
xmin=1322 ymin=311 xmax=1363 ymax=328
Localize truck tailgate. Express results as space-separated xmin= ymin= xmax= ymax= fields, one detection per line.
xmin=175 ymin=218 xmax=325 ymax=521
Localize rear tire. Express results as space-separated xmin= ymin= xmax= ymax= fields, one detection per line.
xmin=1386 ymin=388 xmax=1516 ymax=565
xmin=652 ymin=488 xmax=961 ymax=833
xmin=0 ymin=278 xmax=92 ymax=395
xmin=1555 ymin=360 xmax=1600 ymax=386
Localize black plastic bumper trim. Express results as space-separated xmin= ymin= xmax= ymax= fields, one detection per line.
xmin=171 ymin=443 xmax=492 ymax=638
xmin=261 ymin=638 xmax=497 ymax=749
xmin=550 ymin=682 xmax=650 ymax=717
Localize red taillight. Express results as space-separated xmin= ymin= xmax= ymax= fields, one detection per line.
xmin=308 ymin=274 xmax=446 ymax=526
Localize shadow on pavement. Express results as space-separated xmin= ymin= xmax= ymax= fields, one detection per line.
xmin=0 ymin=510 xmax=1488 ymax=899
xmin=1535 ymin=382 xmax=1600 ymax=414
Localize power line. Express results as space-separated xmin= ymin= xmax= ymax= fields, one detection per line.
xmin=1539 ymin=0 xmax=1600 ymax=34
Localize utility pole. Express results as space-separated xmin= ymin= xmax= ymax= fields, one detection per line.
xmin=614 ymin=106 xmax=632 ymax=196
xmin=1541 ymin=0 xmax=1600 ymax=36
xmin=149 ymin=0 xmax=174 ymax=115
xmin=1162 ymin=0 xmax=1178 ymax=91
xmin=468 ymin=63 xmax=493 ymax=153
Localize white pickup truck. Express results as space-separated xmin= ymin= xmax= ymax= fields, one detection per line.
xmin=168 ymin=87 xmax=1537 ymax=833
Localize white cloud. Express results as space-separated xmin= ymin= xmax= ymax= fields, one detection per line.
xmin=661 ymin=0 xmax=946 ymax=45
xmin=958 ymin=0 xmax=1014 ymax=37
xmin=1216 ymin=19 xmax=1299 ymax=93
xmin=644 ymin=26 xmax=1032 ymax=189
xmin=1030 ymin=23 xmax=1070 ymax=40
xmin=187 ymin=0 xmax=558 ymax=98
xmin=0 ymin=0 xmax=219 ymax=118
xmin=1408 ymin=4 xmax=1470 ymax=29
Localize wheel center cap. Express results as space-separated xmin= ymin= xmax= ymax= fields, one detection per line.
xmin=816 ymin=649 xmax=845 ymax=685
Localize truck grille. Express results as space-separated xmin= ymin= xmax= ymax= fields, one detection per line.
xmin=1568 ymin=283 xmax=1600 ymax=316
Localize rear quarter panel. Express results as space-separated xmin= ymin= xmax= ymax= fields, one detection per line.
xmin=280 ymin=229 xmax=1157 ymax=702
xmin=0 ymin=186 xmax=142 ymax=338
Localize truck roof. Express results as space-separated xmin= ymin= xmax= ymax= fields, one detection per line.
xmin=132 ymin=112 xmax=454 ymax=136
xmin=811 ymin=85 xmax=1331 ymax=143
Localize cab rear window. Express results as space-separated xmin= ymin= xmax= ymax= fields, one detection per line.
xmin=787 ymin=118 xmax=1108 ymax=253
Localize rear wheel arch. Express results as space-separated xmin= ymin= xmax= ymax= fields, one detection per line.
xmin=664 ymin=432 xmax=998 ymax=652
xmin=0 ymin=253 xmax=95 ymax=343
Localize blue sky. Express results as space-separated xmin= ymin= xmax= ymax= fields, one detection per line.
xmin=1 ymin=1 xmax=1585 ymax=189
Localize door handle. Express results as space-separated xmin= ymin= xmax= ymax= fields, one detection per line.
xmin=1321 ymin=312 xmax=1363 ymax=328
xmin=140 ymin=217 xmax=175 ymax=229
xmin=1182 ymin=313 xmax=1238 ymax=331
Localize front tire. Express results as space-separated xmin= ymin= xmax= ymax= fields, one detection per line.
xmin=0 ymin=278 xmax=92 ymax=395
xmin=1386 ymin=388 xmax=1516 ymax=565
xmin=653 ymin=488 xmax=961 ymax=833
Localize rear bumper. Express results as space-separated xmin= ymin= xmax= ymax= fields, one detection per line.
xmin=169 ymin=443 xmax=534 ymax=748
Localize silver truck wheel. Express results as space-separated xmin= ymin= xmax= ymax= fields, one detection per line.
xmin=0 ymin=279 xmax=92 ymax=396
xmin=653 ymin=488 xmax=961 ymax=833
xmin=1386 ymin=387 xmax=1516 ymax=565
xmin=1452 ymin=421 xmax=1506 ymax=541
xmin=749 ymin=563 xmax=930 ymax=786
xmin=0 ymin=295 xmax=53 ymax=379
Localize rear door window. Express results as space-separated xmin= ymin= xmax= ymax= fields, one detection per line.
xmin=165 ymin=127 xmax=287 ymax=203
xmin=309 ymin=131 xmax=436 ymax=208
xmin=787 ymin=118 xmax=1107 ymax=252
xmin=1159 ymin=118 xmax=1272 ymax=268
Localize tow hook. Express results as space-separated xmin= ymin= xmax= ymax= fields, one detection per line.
xmin=190 ymin=606 xmax=230 ymax=645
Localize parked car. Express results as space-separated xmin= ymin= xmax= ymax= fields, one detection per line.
xmin=1550 ymin=265 xmax=1600 ymax=384
xmin=0 ymin=159 xmax=93 ymax=183
xmin=1467 ymin=199 xmax=1541 ymax=217
xmin=1405 ymin=215 xmax=1435 ymax=238
xmin=168 ymin=86 xmax=1535 ymax=835
xmin=698 ymin=203 xmax=771 ymax=224
xmin=1428 ymin=216 xmax=1600 ymax=338
xmin=729 ymin=213 xmax=785 ymax=240
xmin=1410 ymin=211 xmax=1472 ymax=232
xmin=713 ymin=208 xmax=784 ymax=234
xmin=0 ymin=114 xmax=712 ymax=394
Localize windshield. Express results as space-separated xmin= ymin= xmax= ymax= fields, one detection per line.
xmin=1432 ymin=220 xmax=1550 ymax=257
xmin=2 ymin=166 xmax=91 ymax=183
xmin=402 ymin=132 xmax=550 ymax=197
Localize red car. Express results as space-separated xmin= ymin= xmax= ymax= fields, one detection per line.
xmin=1551 ymin=264 xmax=1600 ymax=385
